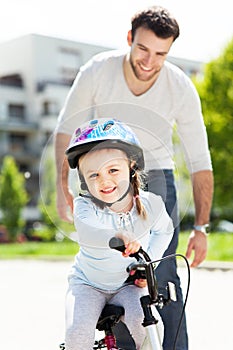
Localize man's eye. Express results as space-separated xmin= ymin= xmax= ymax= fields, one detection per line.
xmin=138 ymin=46 xmax=147 ymax=51
xmin=157 ymin=52 xmax=166 ymax=57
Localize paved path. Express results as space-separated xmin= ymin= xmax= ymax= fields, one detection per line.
xmin=0 ymin=259 xmax=233 ymax=350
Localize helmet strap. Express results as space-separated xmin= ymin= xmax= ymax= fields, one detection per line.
xmin=79 ymin=183 xmax=132 ymax=208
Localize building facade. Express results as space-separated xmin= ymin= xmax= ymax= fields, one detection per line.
xmin=0 ymin=34 xmax=204 ymax=221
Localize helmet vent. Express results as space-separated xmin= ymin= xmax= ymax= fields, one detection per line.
xmin=103 ymin=120 xmax=114 ymax=131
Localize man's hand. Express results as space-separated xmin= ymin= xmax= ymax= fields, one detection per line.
xmin=55 ymin=132 xmax=73 ymax=222
xmin=188 ymin=170 xmax=213 ymax=267
xmin=56 ymin=187 xmax=74 ymax=223
xmin=186 ymin=229 xmax=208 ymax=267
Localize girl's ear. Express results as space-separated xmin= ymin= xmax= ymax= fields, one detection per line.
xmin=80 ymin=181 xmax=88 ymax=191
xmin=130 ymin=160 xmax=136 ymax=168
xmin=130 ymin=168 xmax=136 ymax=179
xmin=130 ymin=162 xmax=138 ymax=181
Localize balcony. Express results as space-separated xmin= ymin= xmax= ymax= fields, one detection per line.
xmin=0 ymin=119 xmax=38 ymax=133
xmin=0 ymin=143 xmax=41 ymax=163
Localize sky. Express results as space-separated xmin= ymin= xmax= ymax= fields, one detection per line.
xmin=0 ymin=0 xmax=232 ymax=62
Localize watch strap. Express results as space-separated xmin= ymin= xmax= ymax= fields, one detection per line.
xmin=193 ymin=224 xmax=210 ymax=235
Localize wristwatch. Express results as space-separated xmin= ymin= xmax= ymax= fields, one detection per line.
xmin=193 ymin=224 xmax=210 ymax=235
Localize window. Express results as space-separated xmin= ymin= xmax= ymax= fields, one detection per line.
xmin=58 ymin=47 xmax=82 ymax=83
xmin=42 ymin=100 xmax=58 ymax=115
xmin=9 ymin=133 xmax=26 ymax=143
xmin=0 ymin=74 xmax=24 ymax=88
xmin=9 ymin=133 xmax=27 ymax=151
xmin=8 ymin=104 xmax=25 ymax=120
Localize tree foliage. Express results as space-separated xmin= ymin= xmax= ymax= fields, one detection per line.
xmin=195 ymin=38 xmax=233 ymax=217
xmin=0 ymin=156 xmax=29 ymax=241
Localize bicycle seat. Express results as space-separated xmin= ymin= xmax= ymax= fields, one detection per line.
xmin=96 ymin=304 xmax=125 ymax=331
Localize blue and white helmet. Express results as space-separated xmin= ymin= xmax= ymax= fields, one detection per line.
xmin=66 ymin=118 xmax=144 ymax=170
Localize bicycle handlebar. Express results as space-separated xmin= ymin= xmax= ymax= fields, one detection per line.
xmin=109 ymin=237 xmax=158 ymax=301
xmin=109 ymin=237 xmax=128 ymax=252
xmin=108 ymin=237 xmax=143 ymax=260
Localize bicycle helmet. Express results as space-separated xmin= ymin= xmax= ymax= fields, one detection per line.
xmin=65 ymin=118 xmax=144 ymax=170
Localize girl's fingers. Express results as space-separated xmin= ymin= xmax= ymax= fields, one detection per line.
xmin=135 ymin=279 xmax=147 ymax=288
xmin=124 ymin=241 xmax=140 ymax=255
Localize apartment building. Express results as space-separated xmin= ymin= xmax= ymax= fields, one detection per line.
xmin=0 ymin=34 xmax=203 ymax=221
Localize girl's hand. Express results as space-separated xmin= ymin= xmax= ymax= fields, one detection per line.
xmin=122 ymin=240 xmax=141 ymax=257
xmin=129 ymin=270 xmax=147 ymax=288
xmin=134 ymin=278 xmax=147 ymax=288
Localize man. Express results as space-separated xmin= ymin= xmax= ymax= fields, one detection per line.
xmin=55 ymin=5 xmax=213 ymax=350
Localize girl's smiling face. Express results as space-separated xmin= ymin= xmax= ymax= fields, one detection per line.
xmin=79 ymin=148 xmax=131 ymax=204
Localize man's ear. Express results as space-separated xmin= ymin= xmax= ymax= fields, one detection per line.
xmin=127 ymin=30 xmax=133 ymax=46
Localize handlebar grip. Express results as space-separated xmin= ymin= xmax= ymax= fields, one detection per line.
xmin=109 ymin=237 xmax=142 ymax=260
xmin=109 ymin=237 xmax=125 ymax=253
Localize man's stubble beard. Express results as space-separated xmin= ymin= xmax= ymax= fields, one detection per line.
xmin=129 ymin=55 xmax=161 ymax=82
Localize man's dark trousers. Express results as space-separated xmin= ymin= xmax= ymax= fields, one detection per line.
xmin=113 ymin=170 xmax=188 ymax=350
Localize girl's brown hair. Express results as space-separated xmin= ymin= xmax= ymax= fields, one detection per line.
xmin=131 ymin=169 xmax=147 ymax=219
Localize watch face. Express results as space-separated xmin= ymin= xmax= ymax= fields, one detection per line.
xmin=194 ymin=224 xmax=210 ymax=233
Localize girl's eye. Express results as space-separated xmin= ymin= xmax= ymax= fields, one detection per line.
xmin=109 ymin=168 xmax=118 ymax=174
xmin=89 ymin=173 xmax=98 ymax=179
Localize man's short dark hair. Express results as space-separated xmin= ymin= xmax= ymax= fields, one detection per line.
xmin=131 ymin=5 xmax=180 ymax=42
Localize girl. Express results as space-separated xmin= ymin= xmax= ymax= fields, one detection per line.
xmin=64 ymin=118 xmax=173 ymax=349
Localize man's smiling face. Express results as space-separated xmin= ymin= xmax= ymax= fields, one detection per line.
xmin=128 ymin=26 xmax=173 ymax=82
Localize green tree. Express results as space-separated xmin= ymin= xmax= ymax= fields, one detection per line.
xmin=0 ymin=156 xmax=28 ymax=241
xmin=195 ymin=38 xmax=233 ymax=217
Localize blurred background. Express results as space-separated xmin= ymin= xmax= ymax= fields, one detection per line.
xmin=0 ymin=0 xmax=232 ymax=256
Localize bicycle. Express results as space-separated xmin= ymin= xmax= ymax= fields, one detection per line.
xmin=60 ymin=237 xmax=190 ymax=350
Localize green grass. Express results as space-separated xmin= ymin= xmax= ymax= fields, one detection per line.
xmin=0 ymin=232 xmax=233 ymax=261
xmin=0 ymin=240 xmax=79 ymax=260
